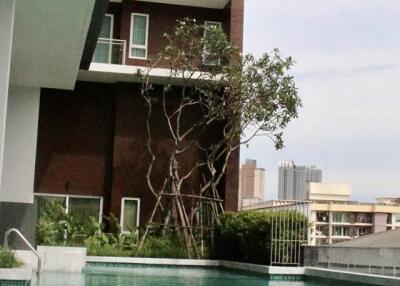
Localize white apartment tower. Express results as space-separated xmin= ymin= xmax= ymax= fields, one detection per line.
xmin=278 ymin=161 xmax=322 ymax=201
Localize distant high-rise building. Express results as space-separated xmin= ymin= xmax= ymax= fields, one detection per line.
xmin=278 ymin=160 xmax=322 ymax=200
xmin=239 ymin=159 xmax=265 ymax=208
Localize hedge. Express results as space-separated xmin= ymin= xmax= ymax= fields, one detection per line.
xmin=214 ymin=211 xmax=308 ymax=265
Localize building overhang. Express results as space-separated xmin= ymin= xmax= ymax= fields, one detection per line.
xmin=78 ymin=63 xmax=220 ymax=85
xmin=10 ymin=0 xmax=106 ymax=90
xmin=110 ymin=0 xmax=230 ymax=9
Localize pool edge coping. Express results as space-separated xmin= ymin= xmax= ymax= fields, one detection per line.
xmin=86 ymin=256 xmax=400 ymax=285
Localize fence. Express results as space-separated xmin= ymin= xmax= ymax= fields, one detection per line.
xmin=269 ymin=200 xmax=310 ymax=266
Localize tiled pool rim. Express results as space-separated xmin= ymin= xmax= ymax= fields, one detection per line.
xmin=86 ymin=256 xmax=400 ymax=286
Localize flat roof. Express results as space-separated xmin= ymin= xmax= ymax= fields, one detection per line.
xmin=332 ymin=228 xmax=400 ymax=248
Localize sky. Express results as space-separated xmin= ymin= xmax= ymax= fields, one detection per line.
xmin=241 ymin=0 xmax=400 ymax=202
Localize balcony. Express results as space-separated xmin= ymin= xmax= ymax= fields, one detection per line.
xmin=92 ymin=38 xmax=126 ymax=65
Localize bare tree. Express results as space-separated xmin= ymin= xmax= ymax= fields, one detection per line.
xmin=135 ymin=18 xmax=301 ymax=258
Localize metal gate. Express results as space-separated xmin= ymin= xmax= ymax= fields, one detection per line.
xmin=270 ymin=200 xmax=310 ymax=266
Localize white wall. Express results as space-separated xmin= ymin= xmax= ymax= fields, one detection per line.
xmin=0 ymin=1 xmax=15 ymax=191
xmin=0 ymin=86 xmax=40 ymax=203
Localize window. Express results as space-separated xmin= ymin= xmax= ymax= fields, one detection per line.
xmin=69 ymin=197 xmax=102 ymax=224
xmin=129 ymin=13 xmax=149 ymax=59
xmin=203 ymin=21 xmax=222 ymax=66
xmin=356 ymin=213 xmax=372 ymax=223
xmin=333 ymin=226 xmax=349 ymax=237
xmin=316 ymin=225 xmax=329 ymax=236
xmin=356 ymin=226 xmax=370 ymax=237
xmin=121 ymin=198 xmax=140 ymax=233
xmin=316 ymin=211 xmax=329 ymax=223
xmin=333 ymin=212 xmax=349 ymax=223
xmin=93 ymin=14 xmax=114 ymax=64
xmin=35 ymin=193 xmax=103 ymax=223
xmin=387 ymin=214 xmax=393 ymax=224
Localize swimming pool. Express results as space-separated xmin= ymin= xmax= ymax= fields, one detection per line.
xmin=30 ymin=265 xmax=374 ymax=286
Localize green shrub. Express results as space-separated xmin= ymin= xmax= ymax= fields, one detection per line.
xmin=0 ymin=247 xmax=22 ymax=268
xmin=36 ymin=199 xmax=189 ymax=258
xmin=138 ymin=234 xmax=188 ymax=258
xmin=36 ymin=198 xmax=69 ymax=245
xmin=214 ymin=211 xmax=308 ymax=265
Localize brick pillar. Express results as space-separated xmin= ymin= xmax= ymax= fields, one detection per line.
xmin=221 ymin=0 xmax=244 ymax=212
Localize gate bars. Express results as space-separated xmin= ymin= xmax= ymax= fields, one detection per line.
xmin=269 ymin=200 xmax=310 ymax=266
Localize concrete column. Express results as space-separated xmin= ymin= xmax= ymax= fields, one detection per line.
xmin=0 ymin=0 xmax=15 ymax=189
xmin=328 ymin=211 xmax=333 ymax=244
xmin=0 ymin=86 xmax=40 ymax=247
xmin=309 ymin=210 xmax=316 ymax=245
xmin=0 ymin=86 xmax=40 ymax=203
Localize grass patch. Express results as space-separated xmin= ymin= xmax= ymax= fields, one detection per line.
xmin=0 ymin=247 xmax=22 ymax=268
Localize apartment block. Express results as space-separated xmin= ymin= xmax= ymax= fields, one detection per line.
xmin=239 ymin=159 xmax=265 ymax=208
xmin=278 ymin=160 xmax=322 ymax=201
xmin=310 ymin=201 xmax=400 ymax=245
xmin=0 ymin=0 xmax=243 ymax=242
xmin=243 ymin=199 xmax=400 ymax=246
xmin=308 ymin=183 xmax=351 ymax=201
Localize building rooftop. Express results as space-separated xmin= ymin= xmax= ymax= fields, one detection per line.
xmin=332 ymin=228 xmax=400 ymax=248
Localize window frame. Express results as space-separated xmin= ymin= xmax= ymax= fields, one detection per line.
xmin=93 ymin=13 xmax=114 ymax=64
xmin=120 ymin=197 xmax=141 ymax=234
xmin=129 ymin=13 xmax=149 ymax=60
xmin=34 ymin=193 xmax=103 ymax=223
xmin=104 ymin=14 xmax=114 ymax=63
xmin=203 ymin=20 xmax=223 ymax=66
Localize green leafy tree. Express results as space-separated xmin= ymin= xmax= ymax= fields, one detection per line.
xmin=137 ymin=18 xmax=301 ymax=259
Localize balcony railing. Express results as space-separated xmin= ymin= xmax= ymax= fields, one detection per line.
xmin=92 ymin=38 xmax=126 ymax=65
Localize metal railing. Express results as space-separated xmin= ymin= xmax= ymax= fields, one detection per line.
xmin=4 ymin=228 xmax=41 ymax=274
xmin=92 ymin=38 xmax=126 ymax=65
xmin=269 ymin=200 xmax=310 ymax=266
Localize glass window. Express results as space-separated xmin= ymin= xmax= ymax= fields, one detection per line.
xmin=35 ymin=195 xmax=66 ymax=219
xmin=333 ymin=226 xmax=349 ymax=236
xmin=93 ymin=14 xmax=113 ymax=64
xmin=35 ymin=194 xmax=102 ymax=224
xmin=203 ymin=21 xmax=222 ymax=66
xmin=130 ymin=14 xmax=149 ymax=59
xmin=121 ymin=198 xmax=140 ymax=233
xmin=333 ymin=212 xmax=349 ymax=223
xmin=69 ymin=197 xmax=101 ymax=224
xmin=316 ymin=211 xmax=329 ymax=222
xmin=316 ymin=225 xmax=329 ymax=236
xmin=395 ymin=213 xmax=400 ymax=223
xmin=356 ymin=226 xmax=370 ymax=237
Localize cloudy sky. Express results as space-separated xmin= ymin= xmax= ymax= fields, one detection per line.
xmin=241 ymin=0 xmax=400 ymax=202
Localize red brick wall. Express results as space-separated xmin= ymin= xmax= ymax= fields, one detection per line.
xmin=34 ymin=83 xmax=115 ymax=201
xmin=34 ymin=1 xmax=243 ymax=216
xmin=226 ymin=0 xmax=244 ymax=52
xmin=110 ymin=83 xmax=209 ymax=224
xmin=106 ymin=1 xmax=243 ymax=70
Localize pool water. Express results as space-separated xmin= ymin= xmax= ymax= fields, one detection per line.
xmin=32 ymin=266 xmax=372 ymax=286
